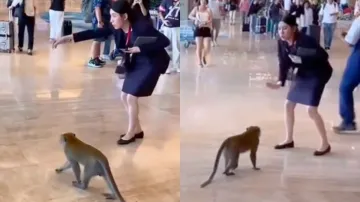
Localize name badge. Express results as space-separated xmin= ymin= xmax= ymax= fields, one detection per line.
xmin=288 ymin=54 xmax=302 ymax=64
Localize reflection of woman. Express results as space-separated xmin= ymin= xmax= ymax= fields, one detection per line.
xmin=189 ymin=0 xmax=213 ymax=67
xmin=53 ymin=0 xmax=170 ymax=145
xmin=266 ymin=15 xmax=333 ymax=156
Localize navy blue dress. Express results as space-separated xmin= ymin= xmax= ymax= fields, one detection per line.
xmin=72 ymin=20 xmax=170 ymax=97
xmin=277 ymin=33 xmax=333 ymax=107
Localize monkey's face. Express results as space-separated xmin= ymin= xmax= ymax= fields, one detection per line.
xmin=60 ymin=133 xmax=76 ymax=146
xmin=246 ymin=126 xmax=261 ymax=136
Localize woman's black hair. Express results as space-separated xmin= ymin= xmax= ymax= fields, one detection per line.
xmin=281 ymin=14 xmax=298 ymax=27
xmin=111 ymin=0 xmax=137 ymax=23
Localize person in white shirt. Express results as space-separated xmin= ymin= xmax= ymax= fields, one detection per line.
xmin=333 ymin=16 xmax=360 ymax=133
xmin=355 ymin=0 xmax=360 ymax=17
xmin=208 ymin=0 xmax=223 ymax=46
xmin=9 ymin=0 xmax=36 ymax=55
xmin=300 ymin=0 xmax=313 ymax=34
xmin=284 ymin=0 xmax=292 ymax=14
xmin=318 ymin=0 xmax=338 ymax=50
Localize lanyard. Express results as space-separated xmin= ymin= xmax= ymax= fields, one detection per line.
xmin=126 ymin=27 xmax=132 ymax=46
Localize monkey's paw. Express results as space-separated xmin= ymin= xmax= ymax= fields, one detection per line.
xmin=223 ymin=171 xmax=235 ymax=176
xmin=253 ymin=167 xmax=261 ymax=171
xmin=72 ymin=181 xmax=85 ymax=189
xmin=55 ymin=168 xmax=63 ymax=173
xmin=102 ymin=193 xmax=116 ymax=200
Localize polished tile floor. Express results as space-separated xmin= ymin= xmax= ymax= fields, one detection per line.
xmin=0 ymin=23 xmax=179 ymax=202
xmin=180 ymin=23 xmax=360 ymax=202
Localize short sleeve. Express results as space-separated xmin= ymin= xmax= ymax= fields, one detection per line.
xmin=318 ymin=5 xmax=324 ymax=15
xmin=159 ymin=0 xmax=167 ymax=12
xmin=95 ymin=0 xmax=102 ymax=8
xmin=345 ymin=18 xmax=360 ymax=45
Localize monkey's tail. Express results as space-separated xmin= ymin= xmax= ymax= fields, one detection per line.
xmin=100 ymin=160 xmax=126 ymax=202
xmin=200 ymin=139 xmax=227 ymax=188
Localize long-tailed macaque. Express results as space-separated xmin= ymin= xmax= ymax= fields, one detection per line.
xmin=200 ymin=126 xmax=261 ymax=188
xmin=55 ymin=132 xmax=126 ymax=202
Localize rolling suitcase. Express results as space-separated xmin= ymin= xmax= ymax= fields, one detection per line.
xmin=0 ymin=11 xmax=15 ymax=53
xmin=62 ymin=20 xmax=72 ymax=36
xmin=242 ymin=16 xmax=250 ymax=32
xmin=306 ymin=25 xmax=320 ymax=44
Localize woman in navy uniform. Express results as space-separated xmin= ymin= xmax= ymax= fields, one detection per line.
xmin=53 ymin=0 xmax=170 ymax=145
xmin=266 ymin=14 xmax=333 ymax=156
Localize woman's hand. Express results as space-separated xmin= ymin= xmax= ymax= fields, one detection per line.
xmin=124 ymin=46 xmax=141 ymax=53
xmin=52 ymin=35 xmax=74 ymax=49
xmin=266 ymin=81 xmax=282 ymax=90
xmin=132 ymin=0 xmax=143 ymax=6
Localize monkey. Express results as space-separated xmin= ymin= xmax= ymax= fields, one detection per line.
xmin=200 ymin=126 xmax=261 ymax=188
xmin=55 ymin=132 xmax=126 ymax=202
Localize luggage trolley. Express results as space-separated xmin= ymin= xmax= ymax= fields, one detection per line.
xmin=180 ymin=20 xmax=196 ymax=49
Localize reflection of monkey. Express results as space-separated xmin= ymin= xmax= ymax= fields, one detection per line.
xmin=201 ymin=126 xmax=261 ymax=188
xmin=55 ymin=133 xmax=126 ymax=201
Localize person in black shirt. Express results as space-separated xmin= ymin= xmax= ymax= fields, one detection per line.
xmin=247 ymin=0 xmax=262 ymax=33
xmin=49 ymin=0 xmax=65 ymax=42
xmin=266 ymin=14 xmax=332 ymax=156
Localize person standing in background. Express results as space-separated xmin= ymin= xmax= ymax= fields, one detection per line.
xmin=310 ymin=0 xmax=320 ymax=25
xmin=49 ymin=0 xmax=65 ymax=43
xmin=9 ymin=0 xmax=36 ymax=55
xmin=228 ymin=0 xmax=238 ymax=25
xmin=284 ymin=0 xmax=292 ymax=14
xmin=247 ymin=0 xmax=262 ymax=34
xmin=300 ymin=0 xmax=313 ymax=34
xmin=318 ymin=0 xmax=338 ymax=50
xmin=86 ymin=0 xmax=112 ymax=67
xmin=239 ymin=0 xmax=250 ymax=24
xmin=333 ymin=16 xmax=360 ymax=133
xmin=188 ymin=0 xmax=213 ymax=67
xmin=159 ymin=0 xmax=180 ymax=74
xmin=269 ymin=0 xmax=282 ymax=38
xmin=208 ymin=0 xmax=223 ymax=46
xmin=355 ymin=0 xmax=360 ymax=17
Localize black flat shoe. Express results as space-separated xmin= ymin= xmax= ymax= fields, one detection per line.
xmin=117 ymin=135 xmax=136 ymax=145
xmin=313 ymin=145 xmax=331 ymax=156
xmin=274 ymin=141 xmax=294 ymax=149
xmin=120 ymin=131 xmax=144 ymax=139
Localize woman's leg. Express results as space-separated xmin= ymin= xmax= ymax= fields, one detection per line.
xmin=120 ymin=91 xmax=128 ymax=111
xmin=122 ymin=94 xmax=142 ymax=140
xmin=281 ymin=100 xmax=297 ymax=144
xmin=212 ymin=19 xmax=220 ymax=45
xmin=49 ymin=10 xmax=55 ymax=41
xmin=56 ymin=11 xmax=65 ymax=39
xmin=307 ymin=106 xmax=330 ymax=151
xmin=230 ymin=11 xmax=236 ymax=24
xmin=202 ymin=37 xmax=211 ymax=65
xmin=195 ymin=37 xmax=204 ymax=66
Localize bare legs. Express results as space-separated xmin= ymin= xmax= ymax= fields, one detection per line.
xmin=120 ymin=92 xmax=142 ymax=140
xmin=279 ymin=100 xmax=330 ymax=152
xmin=195 ymin=37 xmax=204 ymax=67
xmin=282 ymin=100 xmax=296 ymax=144
xmin=307 ymin=107 xmax=330 ymax=151
xmin=91 ymin=41 xmax=101 ymax=59
xmin=195 ymin=37 xmax=211 ymax=67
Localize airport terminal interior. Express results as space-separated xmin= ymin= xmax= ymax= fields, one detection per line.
xmin=0 ymin=0 xmax=360 ymax=201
